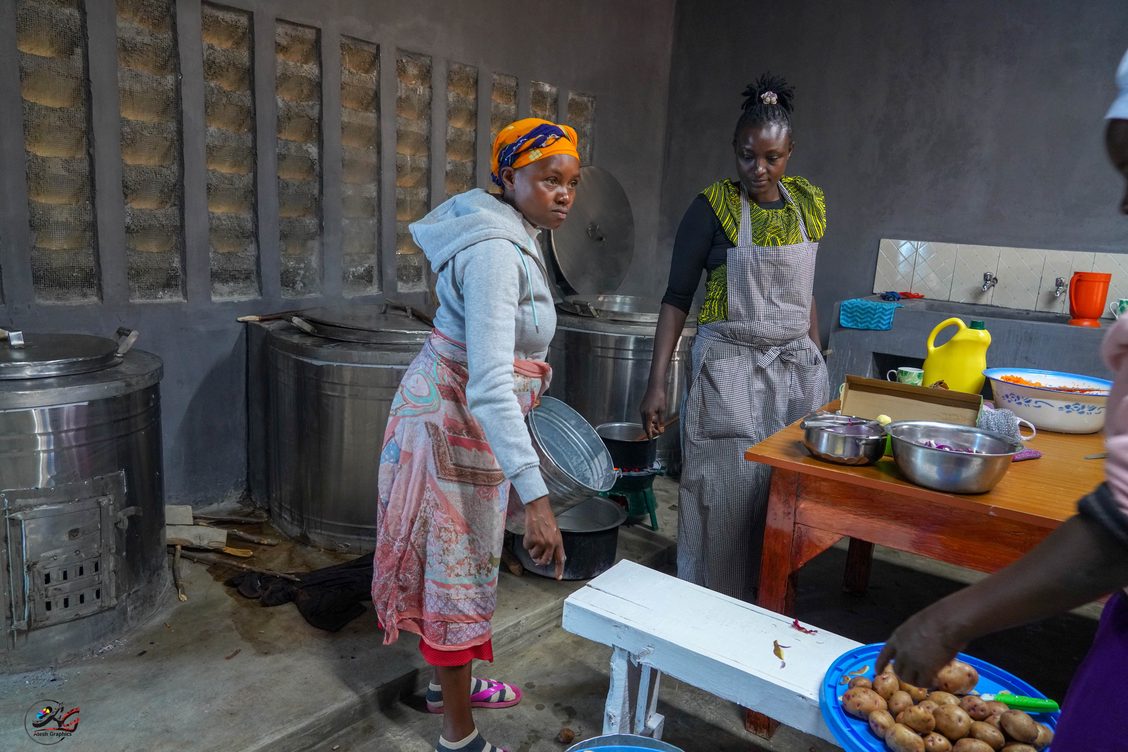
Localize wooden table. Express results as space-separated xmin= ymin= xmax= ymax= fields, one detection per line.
xmin=746 ymin=416 xmax=1106 ymax=616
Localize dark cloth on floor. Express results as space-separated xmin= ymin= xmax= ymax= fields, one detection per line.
xmin=225 ymin=553 xmax=374 ymax=632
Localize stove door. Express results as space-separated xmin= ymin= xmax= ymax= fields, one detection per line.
xmin=3 ymin=473 xmax=124 ymax=633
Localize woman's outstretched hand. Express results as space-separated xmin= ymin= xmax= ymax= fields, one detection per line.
xmin=524 ymin=496 xmax=566 ymax=580
xmin=639 ymin=386 xmax=668 ymax=439
xmin=875 ymin=604 xmax=966 ymax=688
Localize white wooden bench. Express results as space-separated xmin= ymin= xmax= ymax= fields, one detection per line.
xmin=562 ymin=560 xmax=861 ymax=743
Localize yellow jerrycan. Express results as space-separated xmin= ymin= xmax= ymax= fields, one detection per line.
xmin=922 ymin=318 xmax=991 ymax=394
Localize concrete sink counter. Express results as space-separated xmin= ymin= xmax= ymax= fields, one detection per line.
xmin=826 ymin=296 xmax=1111 ymax=396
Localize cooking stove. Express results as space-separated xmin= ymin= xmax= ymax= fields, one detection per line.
xmin=604 ymin=461 xmax=662 ymax=530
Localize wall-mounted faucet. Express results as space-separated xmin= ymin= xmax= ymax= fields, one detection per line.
xmin=1053 ymin=276 xmax=1068 ymax=297
xmin=981 ymin=272 xmax=999 ymax=292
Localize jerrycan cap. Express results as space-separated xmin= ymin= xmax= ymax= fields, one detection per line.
xmin=969 ymin=320 xmax=986 ymax=330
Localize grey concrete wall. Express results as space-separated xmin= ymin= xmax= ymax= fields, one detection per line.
xmin=0 ymin=0 xmax=676 ymax=506
xmin=658 ymin=0 xmax=1128 ymax=343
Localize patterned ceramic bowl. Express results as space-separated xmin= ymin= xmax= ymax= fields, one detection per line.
xmin=983 ymin=368 xmax=1112 ymax=434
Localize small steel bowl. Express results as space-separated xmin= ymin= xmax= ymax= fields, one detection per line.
xmin=888 ymin=420 xmax=1022 ymax=494
xmin=801 ymin=419 xmax=886 ymax=466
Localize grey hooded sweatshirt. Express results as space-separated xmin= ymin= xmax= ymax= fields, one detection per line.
xmin=410 ymin=188 xmax=557 ymax=503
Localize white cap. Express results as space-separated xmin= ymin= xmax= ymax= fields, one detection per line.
xmin=1108 ymin=48 xmax=1128 ymax=120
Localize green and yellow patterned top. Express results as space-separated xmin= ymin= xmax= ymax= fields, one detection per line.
xmin=697 ymin=176 xmax=825 ymax=325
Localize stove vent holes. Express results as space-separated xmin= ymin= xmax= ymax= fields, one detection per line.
xmin=42 ymin=560 xmax=100 ymax=585
xmin=42 ymin=586 xmax=103 ymax=614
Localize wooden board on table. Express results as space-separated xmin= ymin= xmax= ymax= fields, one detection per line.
xmin=841 ymin=375 xmax=982 ymax=425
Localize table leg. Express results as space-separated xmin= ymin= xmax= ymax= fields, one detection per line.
xmin=744 ymin=709 xmax=780 ymax=738
xmin=844 ymin=538 xmax=875 ymax=594
xmin=758 ymin=468 xmax=801 ymax=614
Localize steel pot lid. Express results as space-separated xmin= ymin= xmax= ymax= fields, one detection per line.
xmin=293 ymin=303 xmax=431 ymax=345
xmin=557 ymin=294 xmax=699 ymax=325
xmin=547 ymin=166 xmax=634 ymax=295
xmin=0 ymin=333 xmax=122 ymax=379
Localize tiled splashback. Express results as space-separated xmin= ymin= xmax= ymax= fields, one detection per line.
xmin=874 ymin=240 xmax=1128 ymax=318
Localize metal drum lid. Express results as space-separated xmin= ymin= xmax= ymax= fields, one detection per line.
xmin=292 ymin=303 xmax=431 ymax=345
xmin=0 ymin=333 xmax=121 ymax=379
xmin=547 ymin=166 xmax=634 ymax=295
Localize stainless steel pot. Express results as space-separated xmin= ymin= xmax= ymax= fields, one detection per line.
xmin=801 ymin=416 xmax=886 ymax=466
xmin=549 ymin=298 xmax=695 ymax=473
xmin=0 ymin=329 xmax=165 ymax=671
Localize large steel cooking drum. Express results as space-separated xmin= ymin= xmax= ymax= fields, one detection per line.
xmin=549 ymin=295 xmax=695 ymax=473
xmin=260 ymin=306 xmax=430 ymax=550
xmin=0 ymin=329 xmax=166 ymax=671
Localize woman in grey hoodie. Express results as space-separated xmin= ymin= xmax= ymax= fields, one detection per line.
xmin=372 ymin=118 xmax=581 ymax=752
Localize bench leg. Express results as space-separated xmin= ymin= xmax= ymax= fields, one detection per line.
xmin=604 ymin=646 xmax=632 ymax=734
xmin=604 ymin=647 xmax=666 ymax=739
xmin=633 ymin=663 xmax=665 ymax=739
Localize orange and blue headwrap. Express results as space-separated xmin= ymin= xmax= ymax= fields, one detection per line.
xmin=490 ymin=117 xmax=580 ymax=187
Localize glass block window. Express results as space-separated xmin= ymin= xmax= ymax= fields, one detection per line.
xmin=18 ymin=0 xmax=98 ymax=301
xmin=444 ymin=62 xmax=477 ymax=199
xmin=203 ymin=2 xmax=257 ymax=299
xmin=395 ymin=51 xmax=431 ymax=293
xmin=340 ymin=36 xmax=380 ymax=296
xmin=567 ymin=91 xmax=595 ymax=166
xmin=117 ymin=0 xmax=184 ymax=300
xmin=489 ymin=72 xmax=517 ymax=152
xmin=530 ymin=80 xmax=557 ymax=121
xmin=275 ymin=20 xmax=321 ymax=296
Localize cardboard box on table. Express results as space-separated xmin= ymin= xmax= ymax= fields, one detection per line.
xmin=839 ymin=375 xmax=982 ymax=426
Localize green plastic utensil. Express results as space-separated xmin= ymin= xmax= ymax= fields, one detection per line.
xmin=980 ymin=691 xmax=1060 ymax=712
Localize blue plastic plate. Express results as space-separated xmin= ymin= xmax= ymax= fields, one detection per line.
xmin=820 ymin=643 xmax=1060 ymax=752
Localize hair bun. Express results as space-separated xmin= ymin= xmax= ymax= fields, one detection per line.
xmin=740 ymin=73 xmax=795 ymax=114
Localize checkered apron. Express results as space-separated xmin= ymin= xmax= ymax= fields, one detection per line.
xmin=677 ymin=182 xmax=829 ymax=601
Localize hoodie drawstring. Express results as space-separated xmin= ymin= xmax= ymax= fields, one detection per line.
xmin=514 ymin=243 xmax=540 ymax=333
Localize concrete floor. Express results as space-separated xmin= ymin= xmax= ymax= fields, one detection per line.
xmin=0 ymin=477 xmax=1100 ymax=752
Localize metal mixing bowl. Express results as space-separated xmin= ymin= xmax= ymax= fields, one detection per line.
xmin=888 ymin=421 xmax=1022 ymax=494
xmin=801 ymin=418 xmax=886 ymax=466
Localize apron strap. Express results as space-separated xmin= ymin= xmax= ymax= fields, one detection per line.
xmin=736 ymin=181 xmax=809 ymax=245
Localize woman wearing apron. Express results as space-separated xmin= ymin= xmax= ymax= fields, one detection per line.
xmin=641 ymin=74 xmax=828 ymax=604
xmin=372 ymin=118 xmax=579 ymax=752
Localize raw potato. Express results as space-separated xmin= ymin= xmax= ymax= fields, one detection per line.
xmin=1033 ymin=723 xmax=1054 ymax=750
xmin=873 ymin=672 xmax=901 ymax=700
xmin=928 ymin=691 xmax=960 ymax=706
xmin=998 ymin=710 xmax=1039 ymax=744
xmin=918 ymin=700 xmax=941 ymax=714
xmin=900 ymin=679 xmax=930 ymax=702
xmin=983 ymin=712 xmax=1004 ymax=729
xmin=924 ymin=732 xmax=953 ymax=752
xmin=897 ymin=704 xmax=936 ymax=734
xmin=935 ymin=660 xmax=980 ymax=694
xmin=842 ymin=686 xmax=887 ymax=719
xmin=985 ymin=701 xmax=1010 ymax=716
xmin=1000 ymin=746 xmax=1037 ymax=752
xmin=848 ymin=676 xmax=872 ymax=689
xmin=868 ymin=709 xmax=895 ymax=739
xmin=885 ymin=723 xmax=926 ymax=752
xmin=953 ymin=740 xmax=995 ymax=752
xmin=968 ymin=720 xmax=1006 ymax=750
xmin=933 ymin=704 xmax=973 ymax=741
xmin=960 ymin=695 xmax=991 ymax=721
xmin=888 ymin=690 xmax=915 ymax=717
